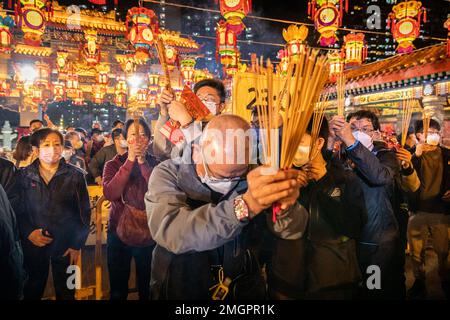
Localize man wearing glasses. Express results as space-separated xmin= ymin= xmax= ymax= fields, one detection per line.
xmin=153 ymin=79 xmax=227 ymax=161
xmin=329 ymin=110 xmax=401 ymax=299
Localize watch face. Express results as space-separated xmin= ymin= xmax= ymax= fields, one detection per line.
xmin=225 ymin=0 xmax=241 ymax=8
xmin=142 ymin=28 xmax=154 ymax=42
xmin=318 ymin=7 xmax=338 ymax=26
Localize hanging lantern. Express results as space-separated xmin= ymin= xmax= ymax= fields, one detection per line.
xmin=224 ymin=50 xmax=240 ymax=77
xmin=34 ymin=61 xmax=50 ymax=88
xmin=165 ymin=47 xmax=178 ymax=71
xmin=52 ymin=82 xmax=65 ymax=102
xmin=82 ymin=29 xmax=100 ymax=66
xmin=115 ymin=75 xmax=128 ymax=107
xmin=66 ymin=72 xmax=82 ymax=104
xmin=216 ymin=20 xmax=238 ymax=66
xmin=388 ymin=1 xmax=426 ymax=54
xmin=126 ymin=7 xmax=158 ymax=59
xmin=96 ymin=64 xmax=110 ymax=86
xmin=282 ymin=24 xmax=309 ymax=60
xmin=308 ymin=0 xmax=348 ymax=47
xmin=147 ymin=74 xmax=159 ymax=108
xmin=0 ymin=15 xmax=14 ymax=53
xmin=219 ymin=0 xmax=252 ymax=35
xmin=56 ymin=50 xmax=69 ymax=81
xmin=180 ymin=58 xmax=196 ymax=87
xmin=92 ymin=84 xmax=107 ymax=104
xmin=445 ymin=16 xmax=450 ymax=57
xmin=343 ymin=33 xmax=367 ymax=68
xmin=0 ymin=79 xmax=11 ymax=97
xmin=327 ymin=50 xmax=345 ymax=81
xmin=15 ymin=0 xmax=52 ymax=46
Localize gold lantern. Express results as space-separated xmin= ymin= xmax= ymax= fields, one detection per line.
xmin=282 ymin=24 xmax=309 ymax=60
xmin=343 ymin=33 xmax=367 ymax=67
xmin=180 ymin=58 xmax=196 ymax=87
xmin=328 ymin=50 xmax=345 ymax=81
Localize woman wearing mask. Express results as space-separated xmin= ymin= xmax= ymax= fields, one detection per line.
xmin=103 ymin=118 xmax=158 ymax=300
xmin=12 ymin=136 xmax=38 ymax=168
xmin=10 ymin=128 xmax=91 ymax=300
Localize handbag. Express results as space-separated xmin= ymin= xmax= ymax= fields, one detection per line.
xmin=117 ymin=195 xmax=154 ymax=247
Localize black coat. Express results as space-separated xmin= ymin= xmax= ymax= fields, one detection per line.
xmin=269 ymin=163 xmax=367 ymax=298
xmin=0 ymin=185 xmax=26 ymax=300
xmin=10 ymin=159 xmax=91 ymax=257
xmin=410 ymin=145 xmax=450 ymax=214
xmin=0 ymin=157 xmax=16 ymax=196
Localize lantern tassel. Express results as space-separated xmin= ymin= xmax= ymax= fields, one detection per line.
xmin=345 ymin=0 xmax=348 ymax=13
xmin=423 ymin=8 xmax=427 ymax=23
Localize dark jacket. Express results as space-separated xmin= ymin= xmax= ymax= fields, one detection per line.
xmin=0 ymin=157 xmax=16 ymax=195
xmin=410 ymin=145 xmax=450 ymax=214
xmin=0 ymin=185 xmax=25 ymax=300
xmin=103 ymin=152 xmax=158 ymax=234
xmin=145 ymin=158 xmax=278 ymax=300
xmin=344 ymin=141 xmax=400 ymax=244
xmin=88 ymin=144 xmax=117 ymax=179
xmin=269 ymin=163 xmax=367 ymax=298
xmin=10 ymin=159 xmax=91 ymax=257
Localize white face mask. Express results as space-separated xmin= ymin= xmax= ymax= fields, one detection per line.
xmin=95 ymin=135 xmax=104 ymax=142
xmin=199 ymin=149 xmax=240 ymax=194
xmin=293 ymin=145 xmax=310 ymax=167
xmin=62 ymin=150 xmax=72 ymax=161
xmin=204 ymin=101 xmax=219 ymax=115
xmin=39 ymin=147 xmax=61 ymax=164
xmin=426 ymin=133 xmax=440 ymax=146
xmin=352 ymin=131 xmax=374 ymax=151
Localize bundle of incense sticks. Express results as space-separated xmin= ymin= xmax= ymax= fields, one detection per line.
xmin=400 ymin=98 xmax=414 ymax=147
xmin=254 ymin=48 xmax=329 ymax=169
xmin=422 ymin=111 xmax=431 ymax=141
xmin=279 ymin=48 xmax=329 ymax=169
xmin=336 ymin=73 xmax=346 ymax=116
xmin=309 ymin=94 xmax=330 ymax=161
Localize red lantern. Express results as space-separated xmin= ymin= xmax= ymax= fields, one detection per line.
xmin=218 ymin=0 xmax=252 ymax=35
xmin=388 ymin=1 xmax=426 ymax=54
xmin=0 ymin=25 xmax=12 ymax=53
xmin=15 ymin=0 xmax=52 ymax=46
xmin=308 ymin=0 xmax=348 ymax=47
xmin=216 ymin=20 xmax=238 ymax=66
xmin=126 ymin=7 xmax=159 ymax=57
xmin=327 ymin=50 xmax=345 ymax=81
xmin=180 ymin=58 xmax=196 ymax=87
xmin=52 ymin=82 xmax=66 ymax=102
xmin=165 ymin=47 xmax=178 ymax=71
xmin=343 ymin=33 xmax=367 ymax=68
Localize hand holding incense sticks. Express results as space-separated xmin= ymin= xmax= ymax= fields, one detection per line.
xmin=400 ymin=98 xmax=414 ymax=147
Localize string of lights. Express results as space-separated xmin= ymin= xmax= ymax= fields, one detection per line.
xmin=142 ymin=0 xmax=446 ymax=42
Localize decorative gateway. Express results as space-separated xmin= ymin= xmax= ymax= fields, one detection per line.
xmin=308 ymin=0 xmax=348 ymax=47
xmin=388 ymin=0 xmax=427 ymax=54
xmin=15 ymin=0 xmax=53 ymax=46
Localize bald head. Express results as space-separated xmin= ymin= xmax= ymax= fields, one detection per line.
xmin=195 ymin=114 xmax=255 ymax=180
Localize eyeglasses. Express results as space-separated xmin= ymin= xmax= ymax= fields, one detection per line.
xmin=351 ymin=126 xmax=375 ymax=135
xmin=201 ymin=148 xmax=247 ymax=182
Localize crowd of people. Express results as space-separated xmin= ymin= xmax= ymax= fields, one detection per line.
xmin=0 ymin=78 xmax=449 ymax=300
